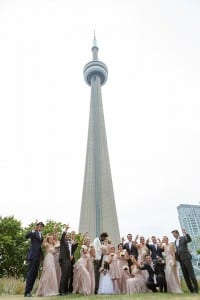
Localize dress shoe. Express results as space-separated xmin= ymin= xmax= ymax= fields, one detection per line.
xmin=59 ymin=292 xmax=68 ymax=296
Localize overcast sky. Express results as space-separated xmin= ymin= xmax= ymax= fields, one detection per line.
xmin=1 ymin=0 xmax=200 ymax=242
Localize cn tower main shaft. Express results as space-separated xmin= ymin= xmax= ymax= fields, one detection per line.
xmin=78 ymin=37 xmax=120 ymax=246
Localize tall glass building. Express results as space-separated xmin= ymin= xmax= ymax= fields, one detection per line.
xmin=177 ymin=204 xmax=200 ymax=253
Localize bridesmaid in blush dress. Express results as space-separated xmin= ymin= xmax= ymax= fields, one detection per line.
xmin=52 ymin=227 xmax=61 ymax=290
xmin=84 ymin=237 xmax=96 ymax=294
xmin=126 ymin=256 xmax=146 ymax=294
xmin=117 ymin=243 xmax=130 ymax=294
xmin=101 ymin=238 xmax=111 ymax=266
xmin=36 ymin=234 xmax=59 ymax=296
xmin=73 ymin=245 xmax=91 ymax=296
xmin=161 ymin=236 xmax=183 ymax=293
xmin=135 ymin=235 xmax=149 ymax=292
xmin=109 ymin=246 xmax=121 ymax=293
xmin=136 ymin=236 xmax=150 ymax=263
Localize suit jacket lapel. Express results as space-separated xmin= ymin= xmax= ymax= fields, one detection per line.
xmin=36 ymin=231 xmax=41 ymax=240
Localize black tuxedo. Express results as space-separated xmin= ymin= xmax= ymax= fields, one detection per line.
xmin=174 ymin=234 xmax=199 ymax=293
xmin=140 ymin=263 xmax=158 ymax=292
xmin=59 ymin=232 xmax=78 ymax=294
xmin=69 ymin=240 xmax=78 ymax=293
xmin=175 ymin=234 xmax=192 ymax=261
xmin=123 ymin=241 xmax=138 ymax=272
xmin=24 ymin=230 xmax=43 ymax=296
xmin=154 ymin=259 xmax=167 ymax=292
xmin=146 ymin=243 xmax=163 ymax=261
xmin=123 ymin=242 xmax=138 ymax=259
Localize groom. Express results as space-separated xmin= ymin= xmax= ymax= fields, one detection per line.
xmin=93 ymin=232 xmax=109 ymax=294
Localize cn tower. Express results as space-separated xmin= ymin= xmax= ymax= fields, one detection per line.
xmin=78 ymin=35 xmax=120 ymax=246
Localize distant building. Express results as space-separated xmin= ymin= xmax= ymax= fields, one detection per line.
xmin=177 ymin=204 xmax=200 ymax=253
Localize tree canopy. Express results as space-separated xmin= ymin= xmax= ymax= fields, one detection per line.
xmin=0 ymin=216 xmax=83 ymax=278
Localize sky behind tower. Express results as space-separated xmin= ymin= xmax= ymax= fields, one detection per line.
xmin=1 ymin=0 xmax=200 ymax=242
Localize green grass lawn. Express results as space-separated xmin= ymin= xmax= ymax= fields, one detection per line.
xmin=0 ymin=277 xmax=199 ymax=300
xmin=0 ymin=293 xmax=199 ymax=300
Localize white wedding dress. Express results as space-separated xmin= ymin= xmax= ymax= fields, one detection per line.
xmin=98 ymin=270 xmax=114 ymax=294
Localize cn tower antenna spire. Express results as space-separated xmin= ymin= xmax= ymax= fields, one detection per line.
xmin=92 ymin=31 xmax=98 ymax=60
xmin=93 ymin=31 xmax=98 ymax=48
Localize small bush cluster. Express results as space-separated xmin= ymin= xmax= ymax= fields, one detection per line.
xmin=0 ymin=277 xmax=41 ymax=295
xmin=0 ymin=277 xmax=25 ymax=295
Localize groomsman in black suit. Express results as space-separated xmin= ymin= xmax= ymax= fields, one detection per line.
xmin=123 ymin=233 xmax=138 ymax=271
xmin=59 ymin=225 xmax=78 ymax=295
xmin=24 ymin=221 xmax=44 ymax=297
xmin=123 ymin=233 xmax=138 ymax=259
xmin=69 ymin=230 xmax=78 ymax=293
xmin=140 ymin=254 xmax=158 ymax=292
xmin=146 ymin=236 xmax=163 ymax=261
xmin=172 ymin=229 xmax=199 ymax=294
xmin=154 ymin=256 xmax=167 ymax=292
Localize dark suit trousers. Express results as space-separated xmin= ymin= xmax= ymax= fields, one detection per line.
xmin=59 ymin=260 xmax=71 ymax=294
xmin=69 ymin=260 xmax=75 ymax=293
xmin=156 ymin=274 xmax=167 ymax=292
xmin=94 ymin=259 xmax=101 ymax=294
xmin=25 ymin=259 xmax=40 ymax=294
xmin=180 ymin=259 xmax=199 ymax=293
xmin=146 ymin=279 xmax=158 ymax=293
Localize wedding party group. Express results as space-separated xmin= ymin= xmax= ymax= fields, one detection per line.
xmin=24 ymin=222 xmax=199 ymax=297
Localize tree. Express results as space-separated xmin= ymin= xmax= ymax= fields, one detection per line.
xmin=0 ymin=216 xmax=27 ymax=278
xmin=0 ymin=217 xmax=86 ymax=278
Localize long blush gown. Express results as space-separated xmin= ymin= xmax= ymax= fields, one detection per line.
xmin=73 ymin=253 xmax=91 ymax=296
xmin=86 ymin=249 xmax=95 ymax=294
xmin=36 ymin=245 xmax=59 ymax=296
xmin=54 ymin=241 xmax=61 ymax=288
xmin=137 ymin=245 xmax=149 ymax=292
xmin=164 ymin=243 xmax=183 ymax=293
xmin=109 ymin=253 xmax=121 ymax=293
xmin=117 ymin=251 xmax=129 ymax=293
xmin=126 ymin=265 xmax=146 ymax=294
